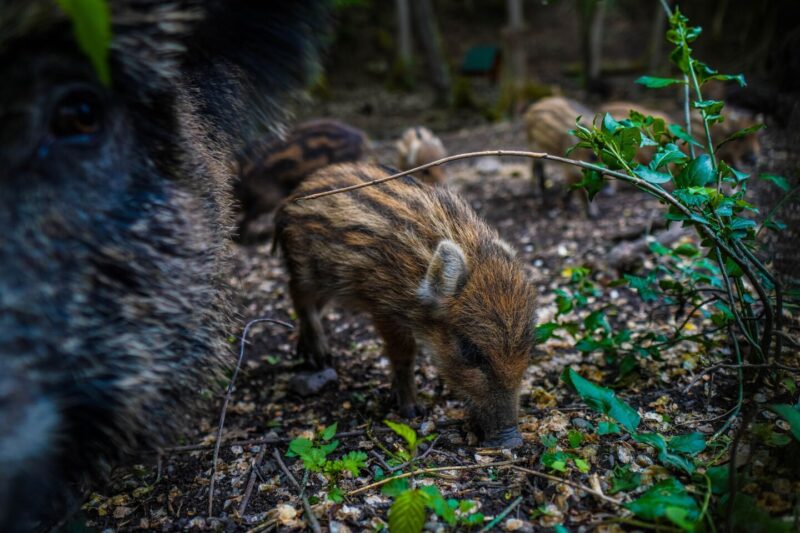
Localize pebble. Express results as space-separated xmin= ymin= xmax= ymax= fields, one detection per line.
xmin=571 ymin=418 xmax=594 ymax=431
xmin=276 ymin=504 xmax=297 ymax=525
xmin=288 ymin=367 xmax=338 ymax=396
xmin=505 ymin=518 xmax=533 ymax=531
xmin=635 ymin=454 xmax=654 ymax=467
xmin=329 ymin=522 xmax=352 ymax=533
xmin=419 ymin=420 xmax=436 ymax=436
xmin=617 ymin=445 xmax=633 ymax=464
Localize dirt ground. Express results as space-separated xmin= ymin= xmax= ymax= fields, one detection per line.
xmin=78 ymin=107 xmax=799 ymax=531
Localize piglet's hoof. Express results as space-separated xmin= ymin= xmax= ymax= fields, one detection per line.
xmin=289 ymin=367 xmax=338 ymax=397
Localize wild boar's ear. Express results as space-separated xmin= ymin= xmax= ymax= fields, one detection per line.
xmin=418 ymin=240 xmax=469 ymax=305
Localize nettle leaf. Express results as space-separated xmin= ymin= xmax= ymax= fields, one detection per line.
xmin=56 ymin=0 xmax=112 ymax=86
xmin=769 ymin=404 xmax=800 ymax=441
xmin=758 ymin=174 xmax=791 ymax=192
xmin=419 ymin=485 xmax=456 ymax=527
xmin=385 ymin=420 xmax=418 ymax=451
xmin=673 ymin=187 xmax=711 ymax=207
xmin=321 ymin=422 xmax=338 ymax=441
xmin=328 ymin=486 xmax=344 ymax=503
xmin=561 ymin=368 xmax=640 ymax=433
xmin=567 ymin=429 xmax=583 ymax=448
xmin=540 ymin=434 xmax=558 ymax=449
xmin=584 ymin=310 xmax=611 ymax=333
xmin=389 ymin=489 xmax=428 ymax=533
xmin=635 ymin=164 xmax=671 ymax=184
xmin=339 ymin=451 xmax=368 ymax=476
xmin=730 ymin=217 xmax=756 ymax=231
xmin=286 ymin=438 xmax=313 ymax=458
xmin=635 ymin=76 xmax=685 ymax=89
xmin=632 ymin=432 xmax=695 ymax=474
xmin=667 ymin=433 xmax=706 ymax=456
xmin=541 ymin=451 xmax=569 ymax=472
xmin=704 ymin=73 xmax=747 ymax=87
xmin=678 ymin=154 xmax=716 ymax=188
xmin=625 ymin=478 xmax=700 ymax=527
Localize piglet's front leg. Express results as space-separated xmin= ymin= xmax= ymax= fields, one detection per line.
xmin=375 ymin=319 xmax=425 ymax=419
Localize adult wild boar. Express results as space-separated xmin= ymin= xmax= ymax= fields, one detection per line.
xmin=0 ymin=1 xmax=325 ymax=529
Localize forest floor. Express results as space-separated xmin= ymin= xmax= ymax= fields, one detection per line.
xmin=80 ymin=113 xmax=799 ymax=532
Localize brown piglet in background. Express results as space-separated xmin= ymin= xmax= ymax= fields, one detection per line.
xmin=396 ymin=126 xmax=448 ymax=185
xmin=275 ymin=163 xmax=537 ymax=448
xmin=523 ymin=96 xmax=599 ymax=218
xmin=235 ymin=119 xmax=372 ymax=241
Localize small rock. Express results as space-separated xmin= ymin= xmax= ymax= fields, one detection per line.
xmin=276 ymin=504 xmax=297 ymax=525
xmin=288 ymin=367 xmax=338 ymax=396
xmin=419 ymin=420 xmax=436 ymax=436
xmin=571 ymin=418 xmax=593 ymax=431
xmin=330 ymin=521 xmax=352 ymax=533
xmin=336 ymin=505 xmax=362 ymax=521
xmin=635 ymin=454 xmax=654 ymax=467
xmin=617 ymin=445 xmax=633 ymax=464
xmin=113 ymin=506 xmax=133 ymax=519
xmin=504 ymin=517 xmax=532 ymax=531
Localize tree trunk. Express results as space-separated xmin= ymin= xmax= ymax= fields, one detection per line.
xmin=410 ymin=0 xmax=451 ymax=105
xmin=577 ymin=0 xmax=607 ymax=96
xmin=647 ymin=1 xmax=667 ymax=74
xmin=395 ymin=0 xmax=414 ymax=86
xmin=499 ymin=0 xmax=527 ymax=115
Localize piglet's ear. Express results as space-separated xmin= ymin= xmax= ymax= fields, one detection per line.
xmin=418 ymin=240 xmax=468 ymax=305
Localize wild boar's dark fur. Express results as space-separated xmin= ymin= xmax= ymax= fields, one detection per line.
xmin=0 ymin=0 xmax=326 ymax=529
xmin=275 ymin=163 xmax=538 ymax=449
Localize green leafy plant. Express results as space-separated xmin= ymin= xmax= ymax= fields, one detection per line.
xmin=286 ymin=422 xmax=368 ymax=502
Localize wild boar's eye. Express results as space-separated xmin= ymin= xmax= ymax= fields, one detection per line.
xmin=51 ymin=89 xmax=104 ymax=140
xmin=457 ymin=334 xmax=484 ymax=366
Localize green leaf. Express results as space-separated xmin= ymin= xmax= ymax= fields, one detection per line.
xmin=651 ymin=145 xmax=688 ymax=169
xmin=632 ymin=433 xmax=695 ymax=474
xmin=678 ymin=154 xmax=716 ymax=188
xmin=759 ymin=174 xmax=791 ymax=192
xmin=668 ymin=124 xmax=703 ymax=148
xmin=667 ymin=433 xmax=706 ymax=456
xmin=567 ymin=430 xmax=583 ymax=448
xmin=625 ymin=478 xmax=700 ymax=525
xmin=730 ymin=217 xmax=756 ymax=231
xmin=635 ymin=164 xmax=672 ymax=184
xmin=535 ymin=322 xmax=561 ymax=343
xmin=706 ymin=464 xmax=730 ymax=495
xmin=573 ymin=457 xmax=590 ymax=473
xmin=286 ymin=438 xmax=313 ymax=458
xmin=384 ymin=420 xmax=418 ymax=451
xmin=769 ymin=404 xmax=800 ymax=441
xmin=717 ymin=124 xmax=765 ymax=150
xmin=321 ymin=422 xmax=338 ymax=441
xmin=328 ymin=486 xmax=344 ymax=503
xmin=609 ymin=464 xmax=641 ymax=494
xmin=339 ymin=451 xmax=368 ymax=476
xmin=541 ymin=451 xmax=569 ymax=472
xmin=382 ymin=477 xmax=410 ymax=497
xmin=561 ymin=368 xmax=641 ymax=433
xmin=419 ymin=486 xmax=456 ymax=527
xmin=389 ymin=489 xmax=428 ymax=533
xmin=56 ymin=0 xmax=112 ymax=86
xmin=602 ymin=112 xmax=621 ymax=134
xmin=540 ymin=434 xmax=558 ymax=449
xmin=635 ymin=76 xmax=685 ymax=88
xmin=584 ymin=310 xmax=611 ymax=333
xmin=597 ymin=421 xmax=621 ymax=435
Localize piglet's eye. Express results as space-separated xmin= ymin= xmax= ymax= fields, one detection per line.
xmin=457 ymin=334 xmax=484 ymax=366
xmin=51 ymin=89 xmax=104 ymax=139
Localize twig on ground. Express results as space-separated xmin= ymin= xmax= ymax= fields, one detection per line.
xmin=346 ymin=459 xmax=523 ymax=496
xmin=682 ymin=362 xmax=800 ymax=393
xmin=272 ymin=449 xmax=321 ymax=533
xmin=208 ymin=318 xmax=293 ymax=517
xmin=369 ymin=450 xmax=392 ymax=471
xmin=509 ymin=465 xmax=622 ymax=506
xmin=479 ymin=496 xmax=523 ymax=532
xmin=237 ymin=443 xmax=270 ymax=518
